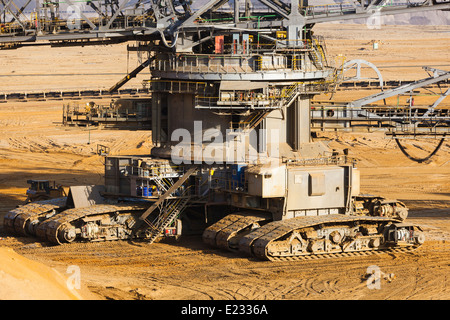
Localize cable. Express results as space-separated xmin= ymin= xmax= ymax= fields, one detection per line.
xmin=393 ymin=132 xmax=446 ymax=163
xmin=159 ymin=29 xmax=178 ymax=48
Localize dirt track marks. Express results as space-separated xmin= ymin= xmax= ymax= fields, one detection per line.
xmin=2 ymin=232 xmax=448 ymax=300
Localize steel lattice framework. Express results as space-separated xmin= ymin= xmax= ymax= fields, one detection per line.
xmin=0 ymin=0 xmax=449 ymax=48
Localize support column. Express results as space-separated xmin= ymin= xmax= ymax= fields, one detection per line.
xmin=234 ymin=0 xmax=240 ymax=24
xmin=297 ymin=96 xmax=311 ymax=146
xmin=288 ymin=95 xmax=310 ymax=151
xmin=286 ymin=0 xmax=305 ymax=47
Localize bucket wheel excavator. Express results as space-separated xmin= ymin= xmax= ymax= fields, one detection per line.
xmin=2 ymin=0 xmax=448 ymax=260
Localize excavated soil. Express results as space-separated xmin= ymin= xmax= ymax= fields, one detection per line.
xmin=0 ymin=24 xmax=449 ymax=300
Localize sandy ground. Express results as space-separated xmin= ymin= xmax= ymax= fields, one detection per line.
xmin=0 ymin=24 xmax=449 ymax=300
xmin=314 ymin=24 xmax=450 ymax=81
xmin=0 ymin=43 xmax=149 ymax=93
xmin=0 ymin=246 xmax=91 ymax=299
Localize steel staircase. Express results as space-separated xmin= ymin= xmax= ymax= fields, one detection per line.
xmin=284 ymin=82 xmax=301 ymax=107
xmin=241 ymin=111 xmax=271 ymax=131
xmin=145 ymin=196 xmax=191 ymax=244
xmin=139 ymin=166 xmax=198 ymax=243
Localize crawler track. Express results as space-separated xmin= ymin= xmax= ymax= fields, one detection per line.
xmin=203 ymin=212 xmax=270 ymax=250
xmin=3 ymin=197 xmax=67 ymax=235
xmin=205 ymin=213 xmax=424 ymax=261
xmin=35 ymin=203 xmax=150 ymax=244
xmin=3 ymin=201 xmax=152 ymax=245
xmin=266 ymin=245 xmax=419 ymax=262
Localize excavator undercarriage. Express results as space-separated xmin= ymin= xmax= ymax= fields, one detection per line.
xmin=204 ymin=212 xmax=424 ymax=261
xmin=4 ymin=158 xmax=425 ymax=261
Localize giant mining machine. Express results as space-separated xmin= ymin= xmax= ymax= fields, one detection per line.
xmin=3 ymin=0 xmax=450 ymax=260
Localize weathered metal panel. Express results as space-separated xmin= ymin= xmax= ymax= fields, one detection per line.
xmin=308 ymin=172 xmax=325 ymax=196
xmin=286 ymin=166 xmax=345 ymax=212
xmin=247 ymin=165 xmax=286 ymax=198
xmin=351 ymin=167 xmax=361 ymax=197
xmin=68 ymin=185 xmax=106 ymax=208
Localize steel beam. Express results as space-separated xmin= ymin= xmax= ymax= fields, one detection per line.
xmin=305 ymin=3 xmax=450 ymax=24
xmin=349 ymin=69 xmax=450 ymax=108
